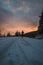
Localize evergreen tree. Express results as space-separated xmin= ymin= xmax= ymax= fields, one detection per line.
xmin=15 ymin=31 xmax=19 ymax=36
xmin=7 ymin=32 xmax=11 ymax=37
xmin=38 ymin=10 xmax=43 ymax=34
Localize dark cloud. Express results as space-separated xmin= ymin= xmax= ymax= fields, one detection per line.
xmin=10 ymin=0 xmax=43 ymax=6
xmin=0 ymin=0 xmax=43 ymax=34
xmin=10 ymin=0 xmax=43 ymax=16
xmin=0 ymin=3 xmax=14 ymax=24
xmin=21 ymin=0 xmax=43 ymax=4
xmin=0 ymin=0 xmax=43 ymax=25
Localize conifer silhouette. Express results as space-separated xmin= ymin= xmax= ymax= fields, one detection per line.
xmin=38 ymin=10 xmax=43 ymax=34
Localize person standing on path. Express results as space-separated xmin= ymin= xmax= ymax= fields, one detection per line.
xmin=21 ymin=30 xmax=24 ymax=38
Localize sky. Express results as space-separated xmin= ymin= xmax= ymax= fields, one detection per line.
xmin=0 ymin=0 xmax=43 ymax=35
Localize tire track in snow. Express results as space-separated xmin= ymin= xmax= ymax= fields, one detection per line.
xmin=5 ymin=38 xmax=21 ymax=65
xmin=21 ymin=38 xmax=31 ymax=46
xmin=19 ymin=37 xmax=43 ymax=65
xmin=7 ymin=37 xmax=27 ymax=65
xmin=23 ymin=38 xmax=43 ymax=53
xmin=16 ymin=37 xmax=30 ymax=65
xmin=0 ymin=37 xmax=17 ymax=59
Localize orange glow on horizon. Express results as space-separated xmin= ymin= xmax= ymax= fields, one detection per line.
xmin=0 ymin=19 xmax=38 ymax=35
xmin=0 ymin=25 xmax=38 ymax=35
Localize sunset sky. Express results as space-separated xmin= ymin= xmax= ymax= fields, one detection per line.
xmin=0 ymin=0 xmax=43 ymax=35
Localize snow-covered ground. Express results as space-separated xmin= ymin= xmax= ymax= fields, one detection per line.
xmin=0 ymin=37 xmax=43 ymax=65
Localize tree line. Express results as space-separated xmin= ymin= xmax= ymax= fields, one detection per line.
xmin=0 ymin=30 xmax=24 ymax=37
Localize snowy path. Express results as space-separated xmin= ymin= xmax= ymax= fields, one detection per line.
xmin=0 ymin=37 xmax=43 ymax=65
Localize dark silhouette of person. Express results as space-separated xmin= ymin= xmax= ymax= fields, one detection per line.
xmin=21 ymin=30 xmax=24 ymax=38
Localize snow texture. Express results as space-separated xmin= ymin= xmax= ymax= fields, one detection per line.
xmin=0 ymin=37 xmax=43 ymax=65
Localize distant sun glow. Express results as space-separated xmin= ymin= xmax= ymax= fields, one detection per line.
xmin=0 ymin=20 xmax=38 ymax=35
